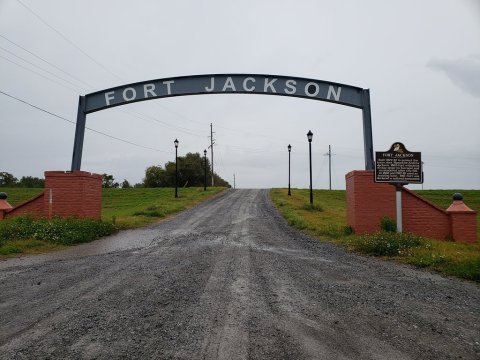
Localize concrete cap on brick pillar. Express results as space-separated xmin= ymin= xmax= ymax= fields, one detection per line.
xmin=446 ymin=193 xmax=475 ymax=212
xmin=0 ymin=192 xmax=13 ymax=219
xmin=0 ymin=192 xmax=13 ymax=211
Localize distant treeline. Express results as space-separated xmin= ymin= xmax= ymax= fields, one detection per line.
xmin=1 ymin=152 xmax=229 ymax=189
xmin=142 ymin=152 xmax=229 ymax=188
xmin=102 ymin=152 xmax=230 ymax=188
xmin=0 ymin=172 xmax=44 ymax=188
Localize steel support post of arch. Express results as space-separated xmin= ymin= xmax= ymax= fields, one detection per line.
xmin=362 ymin=89 xmax=374 ymax=170
xmin=71 ymin=96 xmax=86 ymax=171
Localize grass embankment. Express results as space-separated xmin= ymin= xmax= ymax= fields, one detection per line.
xmin=270 ymin=189 xmax=480 ymax=282
xmin=101 ymin=187 xmax=226 ymax=229
xmin=0 ymin=187 xmax=226 ymax=257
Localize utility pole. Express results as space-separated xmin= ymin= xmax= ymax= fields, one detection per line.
xmin=324 ymin=145 xmax=332 ymax=190
xmin=209 ymin=123 xmax=215 ymax=186
xmin=233 ymin=174 xmax=236 ymax=189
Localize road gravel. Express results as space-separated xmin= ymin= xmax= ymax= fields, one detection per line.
xmin=0 ymin=189 xmax=479 ymax=359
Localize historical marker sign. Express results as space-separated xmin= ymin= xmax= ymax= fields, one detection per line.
xmin=375 ymin=142 xmax=423 ymax=184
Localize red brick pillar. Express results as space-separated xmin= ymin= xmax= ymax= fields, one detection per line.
xmin=346 ymin=170 xmax=396 ymax=234
xmin=446 ymin=193 xmax=477 ymax=243
xmin=44 ymin=171 xmax=102 ymax=219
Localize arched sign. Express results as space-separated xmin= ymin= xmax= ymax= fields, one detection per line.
xmin=71 ymin=74 xmax=374 ymax=170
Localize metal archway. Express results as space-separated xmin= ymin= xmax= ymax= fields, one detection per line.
xmin=71 ymin=74 xmax=374 ymax=170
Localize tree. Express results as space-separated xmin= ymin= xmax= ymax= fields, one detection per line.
xmin=0 ymin=172 xmax=18 ymax=187
xmin=102 ymin=174 xmax=119 ymax=188
xmin=143 ymin=152 xmax=229 ymax=188
xmin=143 ymin=165 xmax=168 ymax=187
xmin=121 ymin=179 xmax=132 ymax=188
xmin=18 ymin=176 xmax=45 ymax=188
xmin=213 ymin=173 xmax=230 ymax=187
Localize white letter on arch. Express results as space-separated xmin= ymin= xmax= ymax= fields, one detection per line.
xmin=243 ymin=77 xmax=255 ymax=92
xmin=205 ymin=77 xmax=215 ymax=92
xmin=327 ymin=85 xmax=342 ymax=101
xmin=163 ymin=80 xmax=174 ymax=95
xmin=264 ymin=78 xmax=277 ymax=93
xmin=105 ymin=91 xmax=115 ymax=105
xmin=144 ymin=84 xmax=157 ymax=98
xmin=284 ymin=79 xmax=296 ymax=95
xmin=222 ymin=77 xmax=236 ymax=91
xmin=123 ymin=87 xmax=137 ymax=101
xmin=305 ymin=82 xmax=319 ymax=97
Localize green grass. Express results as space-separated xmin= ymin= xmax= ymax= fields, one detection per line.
xmin=0 ymin=216 xmax=116 ymax=257
xmin=0 ymin=186 xmax=227 ymax=257
xmin=0 ymin=216 xmax=116 ymax=244
xmin=270 ymin=188 xmax=480 ymax=282
xmin=101 ymin=187 xmax=226 ymax=228
xmin=0 ymin=188 xmax=43 ymax=206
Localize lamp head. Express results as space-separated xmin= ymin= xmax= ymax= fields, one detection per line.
xmin=307 ymin=130 xmax=313 ymax=142
xmin=288 ymin=144 xmax=291 ymax=152
xmin=174 ymin=139 xmax=179 ymax=148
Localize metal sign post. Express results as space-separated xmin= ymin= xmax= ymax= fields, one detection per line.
xmin=395 ymin=184 xmax=403 ymax=232
xmin=375 ymin=142 xmax=423 ymax=233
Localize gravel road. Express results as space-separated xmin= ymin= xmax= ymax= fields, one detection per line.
xmin=1 ymin=189 xmax=479 ymax=359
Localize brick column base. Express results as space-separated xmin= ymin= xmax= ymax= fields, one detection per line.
xmin=345 ymin=170 xmax=477 ymax=242
xmin=44 ymin=171 xmax=102 ymax=219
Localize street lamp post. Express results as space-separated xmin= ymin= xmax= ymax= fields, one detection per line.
xmin=174 ymin=139 xmax=179 ymax=198
xmin=204 ymin=149 xmax=207 ymax=191
xmin=307 ymin=130 xmax=313 ymax=205
xmin=288 ymin=144 xmax=292 ymax=196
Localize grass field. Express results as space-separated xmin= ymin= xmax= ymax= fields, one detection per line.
xmin=270 ymin=188 xmax=480 ymax=282
xmin=1 ymin=188 xmax=44 ymax=206
xmin=1 ymin=186 xmax=226 ymax=228
xmin=101 ymin=187 xmax=226 ymax=228
xmin=0 ymin=187 xmax=227 ymax=256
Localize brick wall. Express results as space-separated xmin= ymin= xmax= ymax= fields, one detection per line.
xmin=401 ymin=188 xmax=451 ymax=240
xmin=3 ymin=171 xmax=102 ymax=220
xmin=346 ymin=170 xmax=477 ymax=242
xmin=447 ymin=201 xmax=478 ymax=243
xmin=5 ymin=193 xmax=45 ymax=219
xmin=346 ymin=171 xmax=395 ymax=234
xmin=44 ymin=171 xmax=102 ymax=219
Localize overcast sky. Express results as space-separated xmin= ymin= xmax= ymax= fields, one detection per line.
xmin=1 ymin=0 xmax=479 ymax=190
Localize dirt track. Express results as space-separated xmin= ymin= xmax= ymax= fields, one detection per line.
xmin=1 ymin=189 xmax=479 ymax=359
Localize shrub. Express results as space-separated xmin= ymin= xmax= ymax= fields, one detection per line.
xmin=352 ymin=232 xmax=424 ymax=256
xmin=343 ymin=226 xmax=354 ymax=236
xmin=0 ymin=216 xmax=117 ymax=246
xmin=380 ymin=216 xmax=396 ymax=233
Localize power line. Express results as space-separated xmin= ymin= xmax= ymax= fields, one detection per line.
xmin=1 ymin=14 xmax=302 ymax=147
xmin=0 ymin=52 xmax=208 ymax=140
xmin=121 ymin=108 xmax=207 ymax=138
xmin=0 ymin=54 xmax=79 ymax=93
xmin=0 ymin=46 xmax=208 ymax=138
xmin=0 ymin=33 xmax=96 ymax=89
xmin=0 ymin=45 xmax=88 ymax=91
xmin=0 ymin=90 xmax=168 ymax=153
xmin=15 ymin=0 xmax=123 ymax=82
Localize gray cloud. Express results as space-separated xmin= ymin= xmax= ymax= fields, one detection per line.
xmin=427 ymin=54 xmax=480 ymax=97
